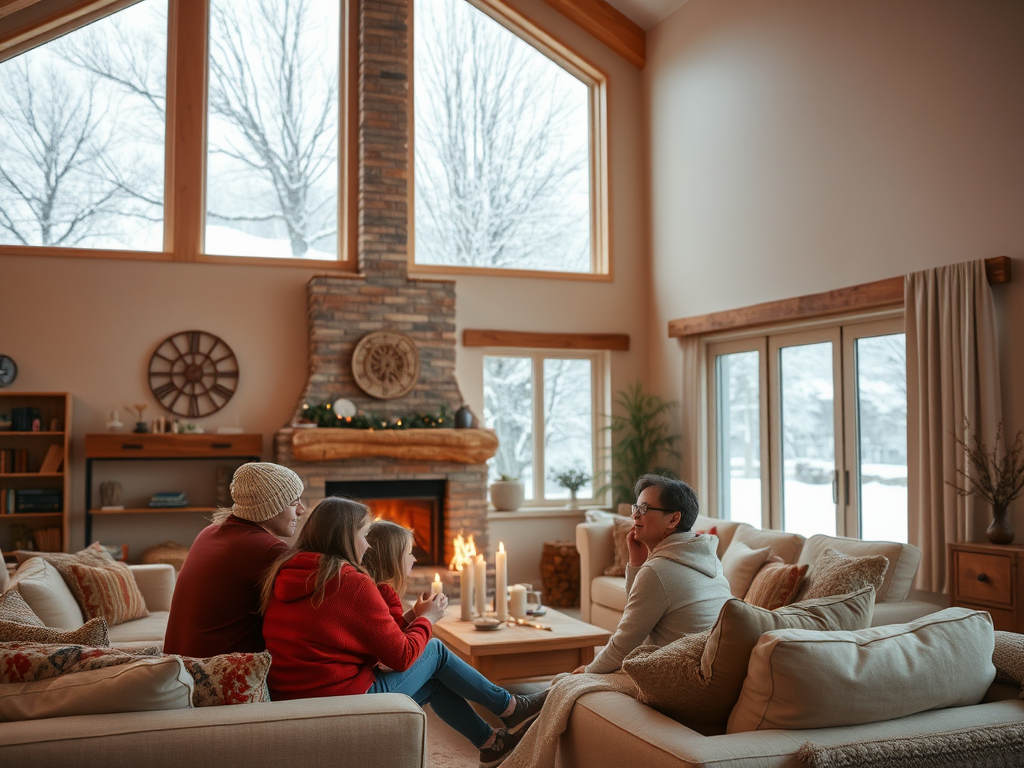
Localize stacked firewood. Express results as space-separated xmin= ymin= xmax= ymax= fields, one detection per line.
xmin=541 ymin=540 xmax=580 ymax=607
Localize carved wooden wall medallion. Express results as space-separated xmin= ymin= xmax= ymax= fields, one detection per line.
xmin=351 ymin=331 xmax=420 ymax=399
xmin=148 ymin=330 xmax=239 ymax=417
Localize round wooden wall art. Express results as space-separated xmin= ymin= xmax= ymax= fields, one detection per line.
xmin=351 ymin=331 xmax=420 ymax=400
xmin=148 ymin=331 xmax=239 ymax=417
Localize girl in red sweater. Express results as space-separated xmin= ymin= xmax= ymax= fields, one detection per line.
xmin=260 ymin=498 xmax=546 ymax=768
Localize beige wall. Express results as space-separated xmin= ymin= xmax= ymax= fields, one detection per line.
xmin=645 ymin=0 xmax=1024 ymax=531
xmin=0 ymin=0 xmax=649 ymax=558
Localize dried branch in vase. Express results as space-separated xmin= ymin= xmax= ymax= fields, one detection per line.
xmin=949 ymin=421 xmax=1024 ymax=510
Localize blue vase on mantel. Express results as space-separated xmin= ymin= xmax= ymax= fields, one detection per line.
xmin=455 ymin=406 xmax=474 ymax=429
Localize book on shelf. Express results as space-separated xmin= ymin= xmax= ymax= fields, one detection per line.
xmin=38 ymin=444 xmax=63 ymax=473
xmin=10 ymin=407 xmax=42 ymax=432
xmin=11 ymin=489 xmax=62 ymax=513
xmin=32 ymin=526 xmax=62 ymax=552
xmin=0 ymin=449 xmax=29 ymax=474
xmin=149 ymin=491 xmax=189 ymax=508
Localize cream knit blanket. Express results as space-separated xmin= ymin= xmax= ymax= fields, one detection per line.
xmin=502 ymin=671 xmax=639 ymax=768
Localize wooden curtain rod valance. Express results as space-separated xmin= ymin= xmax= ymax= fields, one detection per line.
xmin=668 ymin=256 xmax=1012 ymax=339
xmin=463 ymin=329 xmax=630 ymax=351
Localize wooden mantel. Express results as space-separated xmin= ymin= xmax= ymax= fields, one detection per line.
xmin=668 ymin=256 xmax=1012 ymax=338
xmin=291 ymin=428 xmax=499 ymax=464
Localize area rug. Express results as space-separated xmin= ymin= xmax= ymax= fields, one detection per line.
xmin=798 ymin=721 xmax=1024 ymax=768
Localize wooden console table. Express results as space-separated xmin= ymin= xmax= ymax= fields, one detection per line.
xmin=948 ymin=540 xmax=1024 ymax=633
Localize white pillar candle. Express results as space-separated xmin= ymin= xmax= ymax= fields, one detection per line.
xmin=431 ymin=572 xmax=444 ymax=596
xmin=459 ymin=565 xmax=474 ymax=621
xmin=495 ymin=542 xmax=508 ymax=621
xmin=474 ymin=554 xmax=487 ymax=616
xmin=508 ymin=584 xmax=528 ymax=619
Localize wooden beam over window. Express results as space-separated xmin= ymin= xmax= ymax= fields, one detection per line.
xmin=540 ymin=0 xmax=645 ymax=69
xmin=668 ymin=256 xmax=1012 ymax=338
xmin=464 ymin=329 xmax=630 ymax=351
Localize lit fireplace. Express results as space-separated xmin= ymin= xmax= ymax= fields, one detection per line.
xmin=326 ymin=479 xmax=446 ymax=565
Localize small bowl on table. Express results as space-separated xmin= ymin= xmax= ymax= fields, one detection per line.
xmin=472 ymin=616 xmax=502 ymax=632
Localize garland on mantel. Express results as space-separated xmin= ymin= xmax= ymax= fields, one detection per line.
xmin=301 ymin=403 xmax=451 ymax=430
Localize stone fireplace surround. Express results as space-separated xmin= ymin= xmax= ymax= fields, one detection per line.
xmin=274 ymin=0 xmax=492 ymax=576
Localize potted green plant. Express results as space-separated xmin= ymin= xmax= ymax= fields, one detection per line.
xmin=551 ymin=466 xmax=592 ymax=509
xmin=489 ymin=473 xmax=525 ymax=511
xmin=599 ymin=382 xmax=681 ymax=507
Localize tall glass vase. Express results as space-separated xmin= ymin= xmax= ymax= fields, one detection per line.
xmin=987 ymin=504 xmax=1015 ymax=545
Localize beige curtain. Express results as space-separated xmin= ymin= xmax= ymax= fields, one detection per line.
xmin=679 ymin=336 xmax=704 ymax=494
xmin=906 ymin=259 xmax=1002 ymax=593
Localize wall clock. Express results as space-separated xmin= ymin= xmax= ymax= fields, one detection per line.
xmin=351 ymin=331 xmax=420 ymax=400
xmin=0 ymin=355 xmax=16 ymax=388
xmin=148 ymin=331 xmax=239 ymax=417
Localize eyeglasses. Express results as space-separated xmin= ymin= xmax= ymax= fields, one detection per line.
xmin=631 ymin=502 xmax=677 ymax=517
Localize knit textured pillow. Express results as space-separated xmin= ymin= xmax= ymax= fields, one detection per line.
xmin=800 ymin=548 xmax=888 ymax=602
xmin=993 ymin=630 xmax=1024 ymax=698
xmin=67 ymin=562 xmax=149 ymax=626
xmin=603 ymin=516 xmax=634 ymax=577
xmin=176 ymin=652 xmax=272 ymax=706
xmin=0 ymin=617 xmax=109 ymax=646
xmin=623 ymin=629 xmax=711 ymax=716
xmin=0 ymin=641 xmax=151 ymax=684
xmin=745 ymin=561 xmax=808 ymax=611
xmin=0 ymin=588 xmax=45 ymax=627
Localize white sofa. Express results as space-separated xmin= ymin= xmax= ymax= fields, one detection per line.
xmin=579 ymin=512 xmax=940 ymax=631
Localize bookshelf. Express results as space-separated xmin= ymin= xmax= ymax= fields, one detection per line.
xmin=0 ymin=392 xmax=71 ymax=560
xmin=84 ymin=433 xmax=262 ymax=549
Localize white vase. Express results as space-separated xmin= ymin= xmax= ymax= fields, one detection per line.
xmin=490 ymin=481 xmax=525 ymax=511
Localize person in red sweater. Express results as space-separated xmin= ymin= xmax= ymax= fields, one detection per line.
xmin=260 ymin=499 xmax=546 ymax=768
xmin=164 ymin=462 xmax=305 ymax=657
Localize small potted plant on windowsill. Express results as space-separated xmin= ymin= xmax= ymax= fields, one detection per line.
xmin=551 ymin=466 xmax=592 ymax=510
xmin=490 ymin=473 xmax=525 ymax=512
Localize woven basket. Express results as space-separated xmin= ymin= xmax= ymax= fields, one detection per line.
xmin=141 ymin=541 xmax=190 ymax=571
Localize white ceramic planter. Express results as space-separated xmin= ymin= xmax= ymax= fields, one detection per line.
xmin=490 ymin=481 xmax=525 ymax=511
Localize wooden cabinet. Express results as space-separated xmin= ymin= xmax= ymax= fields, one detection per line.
xmin=0 ymin=392 xmax=71 ymax=559
xmin=84 ymin=433 xmax=261 ymax=550
xmin=948 ymin=541 xmax=1024 ymax=632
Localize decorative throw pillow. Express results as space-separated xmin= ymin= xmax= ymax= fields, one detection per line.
xmin=620 ymin=587 xmax=875 ymax=726
xmin=721 ymin=541 xmax=772 ymax=598
xmin=603 ymin=516 xmax=634 ymax=577
xmin=993 ymin=630 xmax=1024 ymax=697
xmin=176 ymin=651 xmax=272 ymax=706
xmin=745 ymin=561 xmax=808 ymax=611
xmin=800 ymin=547 xmax=889 ymax=602
xmin=0 ymin=617 xmax=109 ymax=646
xmin=15 ymin=543 xmax=118 ymax=597
xmin=0 ymin=641 xmax=154 ymax=684
xmin=67 ymin=561 xmax=149 ymax=626
xmin=0 ymin=588 xmax=45 ymax=627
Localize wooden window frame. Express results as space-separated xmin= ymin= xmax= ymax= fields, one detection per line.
xmin=0 ymin=0 xmax=359 ymax=270
xmin=408 ymin=0 xmax=610 ymax=282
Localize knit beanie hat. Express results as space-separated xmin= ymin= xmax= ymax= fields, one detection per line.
xmin=230 ymin=462 xmax=304 ymax=523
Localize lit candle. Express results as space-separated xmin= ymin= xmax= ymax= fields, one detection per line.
xmin=495 ymin=542 xmax=508 ymax=621
xmin=508 ymin=584 xmax=528 ymax=619
xmin=431 ymin=572 xmax=444 ymax=596
xmin=459 ymin=564 xmax=474 ymax=621
xmin=474 ymin=554 xmax=487 ymax=617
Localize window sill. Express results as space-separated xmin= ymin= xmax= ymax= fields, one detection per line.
xmin=487 ymin=506 xmax=603 ymax=521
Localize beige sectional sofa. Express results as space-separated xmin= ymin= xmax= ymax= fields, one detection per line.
xmin=579 ymin=512 xmax=940 ymax=631
xmin=0 ymin=557 xmax=428 ymax=768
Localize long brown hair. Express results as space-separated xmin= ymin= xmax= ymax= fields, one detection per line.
xmin=363 ymin=520 xmax=414 ymax=597
xmin=259 ymin=496 xmax=371 ymax=613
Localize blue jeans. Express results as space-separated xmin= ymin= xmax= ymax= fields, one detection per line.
xmin=367 ymin=638 xmax=512 ymax=748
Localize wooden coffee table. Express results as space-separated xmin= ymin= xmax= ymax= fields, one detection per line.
xmin=432 ymin=606 xmax=612 ymax=684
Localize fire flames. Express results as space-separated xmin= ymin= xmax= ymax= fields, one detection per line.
xmin=449 ymin=533 xmax=477 ymax=571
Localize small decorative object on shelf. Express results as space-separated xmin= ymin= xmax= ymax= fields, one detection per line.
xmin=128 ymin=403 xmax=149 ymax=434
xmin=551 ymin=466 xmax=592 ymax=509
xmin=950 ymin=421 xmax=1024 ymax=545
xmin=99 ymin=481 xmax=123 ymax=510
xmin=99 ymin=543 xmax=129 ymax=562
xmin=106 ymin=410 xmax=124 ymax=433
xmin=455 ymin=405 xmax=474 ymax=429
xmin=301 ymin=402 xmax=451 ymax=430
xmin=490 ymin=474 xmax=525 ymax=512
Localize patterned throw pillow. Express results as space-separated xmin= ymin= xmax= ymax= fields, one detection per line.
xmin=176 ymin=652 xmax=272 ymax=706
xmin=993 ymin=630 xmax=1024 ymax=698
xmin=0 ymin=589 xmax=46 ymax=627
xmin=67 ymin=562 xmax=149 ymax=626
xmin=0 ymin=617 xmax=109 ymax=646
xmin=0 ymin=641 xmax=150 ymax=684
xmin=745 ymin=561 xmax=809 ymax=611
xmin=800 ymin=548 xmax=888 ymax=601
xmin=15 ymin=543 xmax=119 ymax=609
xmin=603 ymin=516 xmax=634 ymax=577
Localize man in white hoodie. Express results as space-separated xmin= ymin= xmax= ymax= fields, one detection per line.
xmin=576 ymin=474 xmax=732 ymax=674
